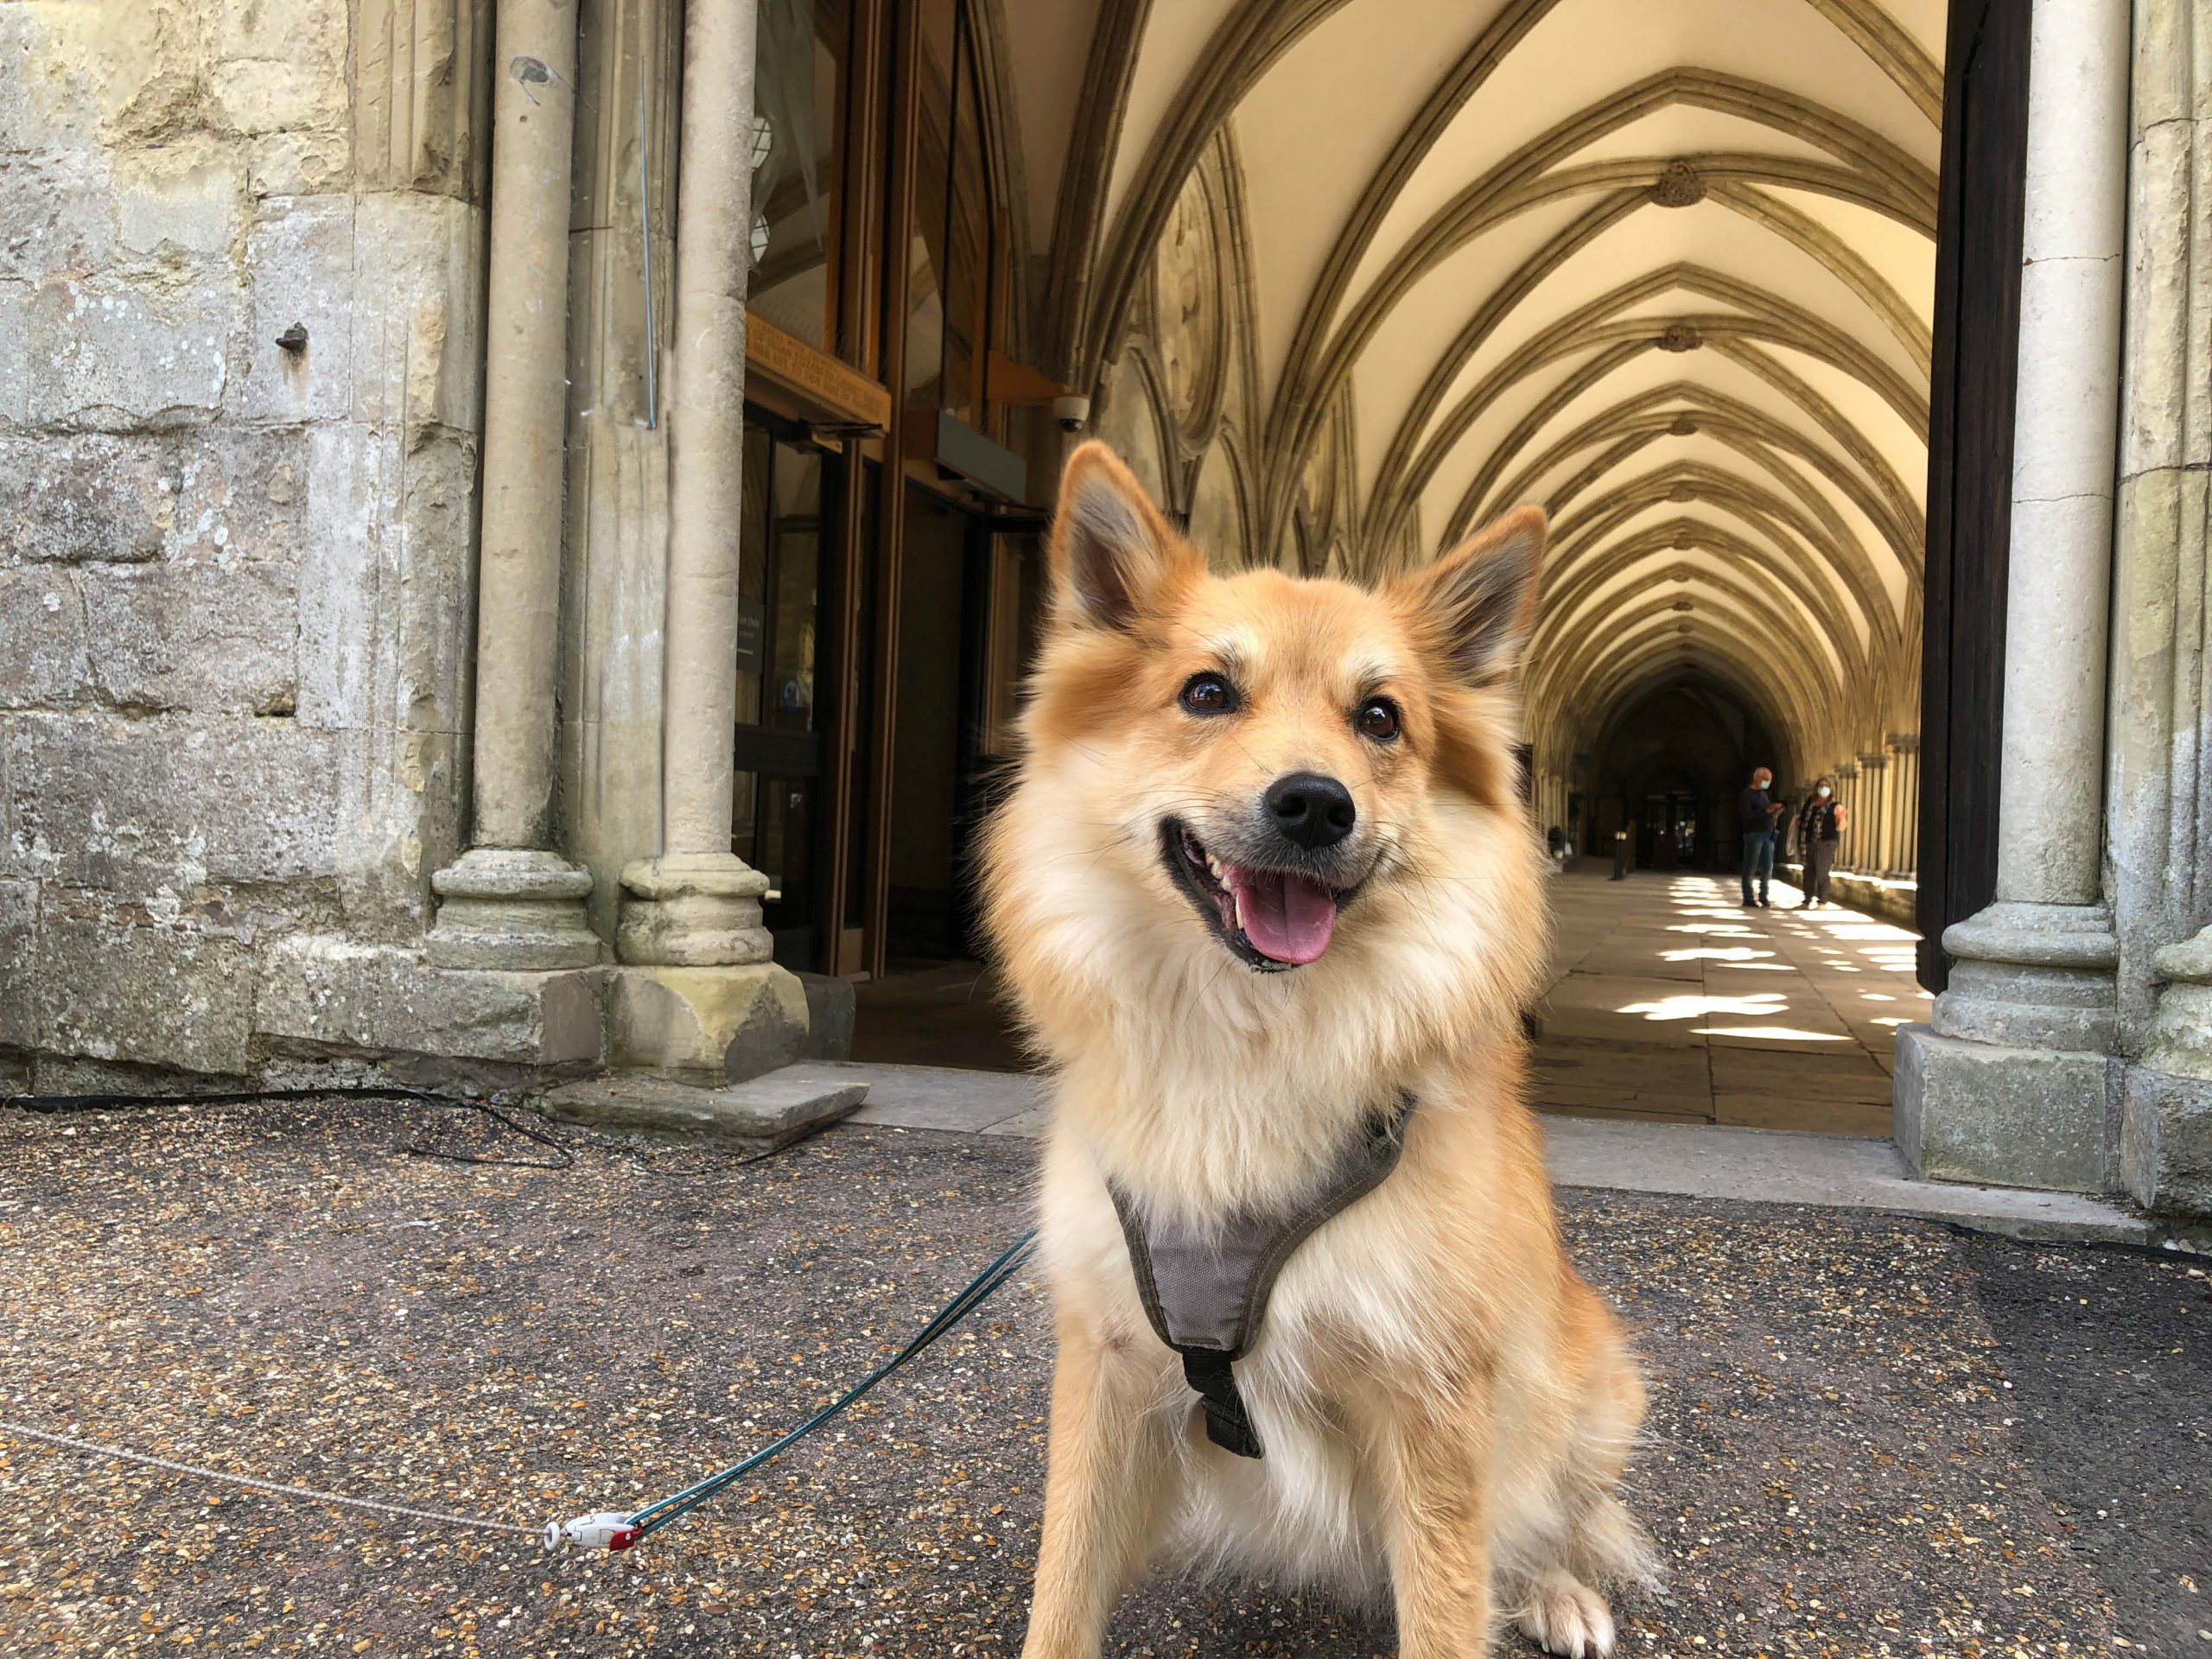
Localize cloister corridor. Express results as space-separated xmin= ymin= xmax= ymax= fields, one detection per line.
xmin=1532 ymin=864 xmax=1924 ymax=1135
xmin=846 ymin=864 xmax=1928 ymax=1142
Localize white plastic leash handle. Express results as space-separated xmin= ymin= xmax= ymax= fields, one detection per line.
xmin=545 ymin=1510 xmax=643 ymax=1551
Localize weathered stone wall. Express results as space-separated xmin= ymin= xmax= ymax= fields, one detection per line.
xmin=0 ymin=0 xmax=490 ymax=1090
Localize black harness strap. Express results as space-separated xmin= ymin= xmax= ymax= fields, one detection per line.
xmin=1179 ymin=1349 xmax=1263 ymax=1459
xmin=1108 ymin=1094 xmax=1417 ymax=1459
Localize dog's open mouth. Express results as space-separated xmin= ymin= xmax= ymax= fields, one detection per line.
xmin=1161 ymin=820 xmax=1344 ymax=970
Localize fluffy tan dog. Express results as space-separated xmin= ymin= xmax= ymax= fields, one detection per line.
xmin=982 ymin=443 xmax=1653 ymax=1658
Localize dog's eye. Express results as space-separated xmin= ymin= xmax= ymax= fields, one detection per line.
xmin=1356 ymin=698 xmax=1402 ymax=741
xmin=1179 ymin=673 xmax=1238 ymax=716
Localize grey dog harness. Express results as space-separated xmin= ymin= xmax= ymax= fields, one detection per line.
xmin=1107 ymin=1094 xmax=1417 ymax=1459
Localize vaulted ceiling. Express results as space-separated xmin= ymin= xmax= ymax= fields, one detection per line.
xmin=1019 ymin=0 xmax=1940 ymax=778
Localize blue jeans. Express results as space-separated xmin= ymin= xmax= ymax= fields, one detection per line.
xmin=1740 ymin=830 xmax=1774 ymax=903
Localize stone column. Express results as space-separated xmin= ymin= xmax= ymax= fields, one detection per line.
xmin=607 ymin=0 xmax=810 ymax=1081
xmin=1885 ymin=745 xmax=1901 ymax=874
xmin=561 ymin=0 xmax=682 ymax=943
xmin=2108 ymin=0 xmax=2212 ymax=1212
xmin=1897 ymin=0 xmax=2128 ymax=1194
xmin=1890 ymin=734 xmax=1921 ymax=876
xmin=1836 ymin=761 xmax=1861 ymax=872
xmin=1905 ymin=739 xmax=1921 ymax=873
xmin=426 ymin=0 xmax=605 ymax=969
xmin=1860 ymin=763 xmax=1878 ymax=872
xmin=1883 ymin=751 xmax=1902 ymax=874
xmin=1857 ymin=753 xmax=1890 ymax=874
xmin=1866 ymin=752 xmax=1885 ymax=875
xmin=618 ymin=0 xmax=766 ymax=967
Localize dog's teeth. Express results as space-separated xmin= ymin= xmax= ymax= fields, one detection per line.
xmin=1206 ymin=855 xmax=1224 ymax=882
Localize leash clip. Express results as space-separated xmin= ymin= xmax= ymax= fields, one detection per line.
xmin=545 ymin=1510 xmax=643 ymax=1551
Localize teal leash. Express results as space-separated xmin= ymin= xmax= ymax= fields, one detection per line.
xmin=550 ymin=1228 xmax=1040 ymax=1550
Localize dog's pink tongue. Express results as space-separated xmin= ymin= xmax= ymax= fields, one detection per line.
xmin=1229 ymin=866 xmax=1338 ymax=964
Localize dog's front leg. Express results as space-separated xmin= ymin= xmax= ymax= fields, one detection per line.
xmin=1020 ymin=1313 xmax=1178 ymax=1659
xmin=1360 ymin=1388 xmax=1495 ymax=1659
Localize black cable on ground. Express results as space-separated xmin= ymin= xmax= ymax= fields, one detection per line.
xmin=589 ymin=1109 xmax=848 ymax=1179
xmin=402 ymin=1098 xmax=581 ymax=1170
xmin=3 ymin=1083 xmax=849 ymax=1178
xmin=8 ymin=1085 xmax=580 ymax=1170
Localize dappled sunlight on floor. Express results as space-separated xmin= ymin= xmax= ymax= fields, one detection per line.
xmin=1617 ymin=991 xmax=1793 ymax=1021
xmin=1690 ymin=1026 xmax=1851 ymax=1042
xmin=1533 ymin=868 xmax=1926 ymax=1135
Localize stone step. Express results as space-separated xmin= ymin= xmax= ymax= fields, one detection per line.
xmin=538 ymin=1063 xmax=868 ymax=1151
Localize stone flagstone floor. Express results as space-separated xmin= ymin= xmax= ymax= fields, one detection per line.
xmin=1532 ymin=866 xmax=1925 ymax=1135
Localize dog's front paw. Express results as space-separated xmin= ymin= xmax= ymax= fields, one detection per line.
xmin=1513 ymin=1570 xmax=1616 ymax=1658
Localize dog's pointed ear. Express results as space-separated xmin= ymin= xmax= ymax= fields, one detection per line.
xmin=1048 ymin=442 xmax=1194 ymax=631
xmin=1391 ymin=505 xmax=1546 ymax=682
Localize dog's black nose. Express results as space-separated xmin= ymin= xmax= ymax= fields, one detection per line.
xmin=1265 ymin=772 xmax=1357 ymax=850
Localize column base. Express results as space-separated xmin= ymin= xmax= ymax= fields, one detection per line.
xmin=607 ymin=962 xmax=808 ymax=1084
xmin=258 ymin=936 xmax=607 ymax=1066
xmin=2121 ymin=1065 xmax=2212 ymax=1217
xmin=426 ymin=848 xmax=606 ymax=969
xmin=617 ymin=853 xmax=772 ymax=966
xmin=1933 ymin=900 xmax=2119 ymax=1051
xmin=1893 ymin=1025 xmax=2118 ymax=1193
xmin=2119 ymin=927 xmax=2212 ymax=1215
xmin=1900 ymin=900 xmax=2121 ymax=1196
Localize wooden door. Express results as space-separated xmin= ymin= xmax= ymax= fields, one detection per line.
xmin=1917 ymin=0 xmax=2031 ymax=991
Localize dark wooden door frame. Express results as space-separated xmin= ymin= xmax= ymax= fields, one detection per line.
xmin=861 ymin=0 xmax=925 ymax=979
xmin=810 ymin=0 xmax=892 ymax=977
xmin=1917 ymin=0 xmax=2031 ymax=991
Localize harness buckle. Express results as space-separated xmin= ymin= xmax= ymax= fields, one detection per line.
xmin=1180 ymin=1349 xmax=1263 ymax=1459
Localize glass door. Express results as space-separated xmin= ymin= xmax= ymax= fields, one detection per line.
xmin=734 ymin=413 xmax=839 ymax=968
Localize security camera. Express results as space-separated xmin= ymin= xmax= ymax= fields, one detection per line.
xmin=1052 ymin=394 xmax=1091 ymax=433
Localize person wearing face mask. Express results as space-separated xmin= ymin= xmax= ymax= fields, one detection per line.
xmin=1738 ymin=766 xmax=1783 ymax=907
xmin=1795 ymin=778 xmax=1847 ymax=907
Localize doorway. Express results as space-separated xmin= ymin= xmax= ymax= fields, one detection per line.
xmin=848 ymin=482 xmax=1038 ymax=1070
xmin=1640 ymin=786 xmax=1698 ymax=873
xmin=1917 ymin=0 xmax=2031 ymax=989
xmin=883 ymin=486 xmax=981 ymax=961
xmin=733 ymin=411 xmax=841 ymax=971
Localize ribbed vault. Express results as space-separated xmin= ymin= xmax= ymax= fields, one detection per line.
xmin=1051 ymin=0 xmax=1938 ymax=814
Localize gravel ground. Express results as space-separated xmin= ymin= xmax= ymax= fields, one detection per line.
xmin=1 ymin=1095 xmax=2205 ymax=1657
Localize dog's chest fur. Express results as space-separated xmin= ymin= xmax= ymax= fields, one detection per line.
xmin=1044 ymin=1135 xmax=1444 ymax=1594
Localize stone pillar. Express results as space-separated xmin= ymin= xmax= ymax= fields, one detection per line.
xmin=607 ymin=0 xmax=809 ymax=1082
xmin=1874 ymin=748 xmax=1897 ymax=875
xmin=426 ymin=0 xmax=605 ymax=970
xmin=2107 ymin=0 xmax=2212 ymax=1212
xmin=618 ymin=0 xmax=766 ymax=969
xmin=561 ymin=0 xmax=683 ymax=944
xmin=1885 ymin=751 xmax=1903 ymax=875
xmin=1890 ymin=734 xmax=1921 ymax=877
xmin=1897 ymin=0 xmax=2128 ymax=1194
xmin=1858 ymin=753 xmax=1890 ymax=874
xmin=2125 ymin=934 xmax=2212 ymax=1214
xmin=1836 ymin=761 xmax=1860 ymax=872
